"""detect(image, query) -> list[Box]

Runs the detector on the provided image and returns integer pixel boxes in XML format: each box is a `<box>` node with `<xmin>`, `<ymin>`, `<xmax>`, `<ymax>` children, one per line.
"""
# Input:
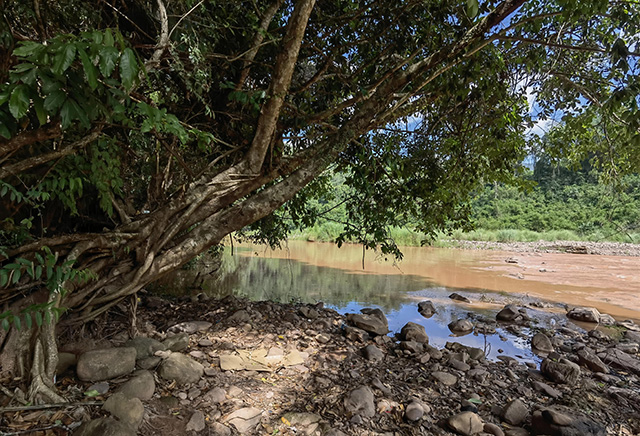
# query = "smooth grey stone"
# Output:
<box><xmin>344</xmin><ymin>386</ymin><xmax>375</xmax><ymax>418</ymax></box>
<box><xmin>77</xmin><ymin>348</ymin><xmax>136</xmax><ymax>382</ymax></box>
<box><xmin>117</xmin><ymin>370</ymin><xmax>155</xmax><ymax>401</ymax></box>
<box><xmin>162</xmin><ymin>332</ymin><xmax>190</xmax><ymax>352</ymax></box>
<box><xmin>158</xmin><ymin>352</ymin><xmax>204</xmax><ymax>385</ymax></box>
<box><xmin>447</xmin><ymin>411</ymin><xmax>483</xmax><ymax>436</ymax></box>
<box><xmin>103</xmin><ymin>392</ymin><xmax>144</xmax><ymax>430</ymax></box>
<box><xmin>73</xmin><ymin>417</ymin><xmax>135</xmax><ymax>436</ymax></box>
<box><xmin>124</xmin><ymin>336</ymin><xmax>166</xmax><ymax>360</ymax></box>
<box><xmin>501</xmin><ymin>399</ymin><xmax>528</xmax><ymax>426</ymax></box>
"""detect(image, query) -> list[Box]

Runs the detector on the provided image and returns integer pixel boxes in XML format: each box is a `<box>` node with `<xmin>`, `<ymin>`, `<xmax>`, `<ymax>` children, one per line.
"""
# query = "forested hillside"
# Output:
<box><xmin>288</xmin><ymin>160</ymin><xmax>640</xmax><ymax>244</ymax></box>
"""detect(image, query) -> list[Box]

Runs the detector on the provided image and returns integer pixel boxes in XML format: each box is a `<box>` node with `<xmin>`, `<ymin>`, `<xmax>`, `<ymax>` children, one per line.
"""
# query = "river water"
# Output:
<box><xmin>161</xmin><ymin>240</ymin><xmax>640</xmax><ymax>362</ymax></box>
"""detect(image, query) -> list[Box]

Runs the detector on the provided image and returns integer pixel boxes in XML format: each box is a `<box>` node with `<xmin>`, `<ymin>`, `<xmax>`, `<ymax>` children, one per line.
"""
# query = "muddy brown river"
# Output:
<box><xmin>162</xmin><ymin>240</ymin><xmax>640</xmax><ymax>361</ymax></box>
<box><xmin>227</xmin><ymin>240</ymin><xmax>640</xmax><ymax>322</ymax></box>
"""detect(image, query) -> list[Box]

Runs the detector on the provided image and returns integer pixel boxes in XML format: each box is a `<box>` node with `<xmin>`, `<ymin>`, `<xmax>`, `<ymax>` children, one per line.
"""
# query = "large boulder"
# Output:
<box><xmin>124</xmin><ymin>337</ymin><xmax>166</xmax><ymax>360</ymax></box>
<box><xmin>417</xmin><ymin>301</ymin><xmax>436</xmax><ymax>318</ymax></box>
<box><xmin>77</xmin><ymin>348</ymin><xmax>136</xmax><ymax>382</ymax></box>
<box><xmin>531</xmin><ymin>332</ymin><xmax>554</xmax><ymax>354</ymax></box>
<box><xmin>531</xmin><ymin>408</ymin><xmax>606</xmax><ymax>436</ymax></box>
<box><xmin>598</xmin><ymin>348</ymin><xmax>640</xmax><ymax>375</ymax></box>
<box><xmin>116</xmin><ymin>370</ymin><xmax>156</xmax><ymax>400</ymax></box>
<box><xmin>103</xmin><ymin>392</ymin><xmax>144</xmax><ymax>430</ymax></box>
<box><xmin>346</xmin><ymin>308</ymin><xmax>388</xmax><ymax>336</ymax></box>
<box><xmin>567</xmin><ymin>307</ymin><xmax>600</xmax><ymax>323</ymax></box>
<box><xmin>448</xmin><ymin>319</ymin><xmax>474</xmax><ymax>334</ymax></box>
<box><xmin>344</xmin><ymin>386</ymin><xmax>375</xmax><ymax>418</ymax></box>
<box><xmin>73</xmin><ymin>417</ymin><xmax>136</xmax><ymax>436</ymax></box>
<box><xmin>496</xmin><ymin>304</ymin><xmax>520</xmax><ymax>322</ymax></box>
<box><xmin>540</xmin><ymin>358</ymin><xmax>581</xmax><ymax>385</ymax></box>
<box><xmin>399</xmin><ymin>322</ymin><xmax>429</xmax><ymax>343</ymax></box>
<box><xmin>447</xmin><ymin>411</ymin><xmax>483</xmax><ymax>436</ymax></box>
<box><xmin>158</xmin><ymin>352</ymin><xmax>204</xmax><ymax>385</ymax></box>
<box><xmin>502</xmin><ymin>399</ymin><xmax>529</xmax><ymax>426</ymax></box>
<box><xmin>577</xmin><ymin>349</ymin><xmax>609</xmax><ymax>374</ymax></box>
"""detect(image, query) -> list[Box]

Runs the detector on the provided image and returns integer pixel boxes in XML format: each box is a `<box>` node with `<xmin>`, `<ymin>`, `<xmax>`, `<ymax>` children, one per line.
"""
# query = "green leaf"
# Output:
<box><xmin>0</xmin><ymin>124</ymin><xmax>10</xmax><ymax>139</ymax></box>
<box><xmin>35</xmin><ymin>265</ymin><xmax>43</xmax><ymax>280</ymax></box>
<box><xmin>78</xmin><ymin>48</ymin><xmax>98</xmax><ymax>90</ymax></box>
<box><xmin>0</xmin><ymin>270</ymin><xmax>7</xmax><ymax>287</ymax></box>
<box><xmin>1</xmin><ymin>318</ymin><xmax>9</xmax><ymax>331</ymax></box>
<box><xmin>119</xmin><ymin>48</ymin><xmax>138</xmax><ymax>90</ymax></box>
<box><xmin>466</xmin><ymin>0</ymin><xmax>479</xmax><ymax>19</ymax></box>
<box><xmin>59</xmin><ymin>99</ymin><xmax>78</xmax><ymax>129</ymax></box>
<box><xmin>24</xmin><ymin>313</ymin><xmax>32</xmax><ymax>330</ymax></box>
<box><xmin>104</xmin><ymin>29</ymin><xmax>114</xmax><ymax>47</ymax></box>
<box><xmin>33</xmin><ymin>97</ymin><xmax>48</xmax><ymax>125</ymax></box>
<box><xmin>467</xmin><ymin>397</ymin><xmax>482</xmax><ymax>405</ymax></box>
<box><xmin>84</xmin><ymin>389</ymin><xmax>100</xmax><ymax>397</ymax></box>
<box><xmin>53</xmin><ymin>43</ymin><xmax>77</xmax><ymax>75</ymax></box>
<box><xmin>99</xmin><ymin>47</ymin><xmax>119</xmax><ymax>77</ymax></box>
<box><xmin>13</xmin><ymin>316</ymin><xmax>21</xmax><ymax>331</ymax></box>
<box><xmin>12</xmin><ymin>269</ymin><xmax>21</xmax><ymax>284</ymax></box>
<box><xmin>44</xmin><ymin>310</ymin><xmax>52</xmax><ymax>325</ymax></box>
<box><xmin>9</xmin><ymin>85</ymin><xmax>30</xmax><ymax>120</ymax></box>
<box><xmin>34</xmin><ymin>311</ymin><xmax>43</xmax><ymax>327</ymax></box>
<box><xmin>44</xmin><ymin>90</ymin><xmax>67</xmax><ymax>114</ymax></box>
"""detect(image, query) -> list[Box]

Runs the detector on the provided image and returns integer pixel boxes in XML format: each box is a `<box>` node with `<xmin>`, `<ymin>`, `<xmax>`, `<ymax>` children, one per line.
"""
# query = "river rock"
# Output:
<box><xmin>363</xmin><ymin>344</ymin><xmax>384</xmax><ymax>361</ymax></box>
<box><xmin>418</xmin><ymin>301</ymin><xmax>436</xmax><ymax>318</ymax></box>
<box><xmin>344</xmin><ymin>386</ymin><xmax>375</xmax><ymax>418</ymax></box>
<box><xmin>625</xmin><ymin>330</ymin><xmax>640</xmax><ymax>343</ymax></box>
<box><xmin>162</xmin><ymin>332</ymin><xmax>190</xmax><ymax>352</ymax></box>
<box><xmin>531</xmin><ymin>332</ymin><xmax>554</xmax><ymax>353</ymax></box>
<box><xmin>405</xmin><ymin>401</ymin><xmax>424</xmax><ymax>421</ymax></box>
<box><xmin>447</xmin><ymin>411</ymin><xmax>483</xmax><ymax>436</ymax></box>
<box><xmin>401</xmin><ymin>340</ymin><xmax>424</xmax><ymax>354</ymax></box>
<box><xmin>449</xmin><ymin>293</ymin><xmax>471</xmax><ymax>303</ymax></box>
<box><xmin>532</xmin><ymin>381</ymin><xmax>562</xmax><ymax>399</ymax></box>
<box><xmin>432</xmin><ymin>371</ymin><xmax>457</xmax><ymax>386</ymax></box>
<box><xmin>531</xmin><ymin>408</ymin><xmax>606</xmax><ymax>436</ymax></box>
<box><xmin>496</xmin><ymin>304</ymin><xmax>520</xmax><ymax>322</ymax></box>
<box><xmin>541</xmin><ymin>358</ymin><xmax>581</xmax><ymax>384</ymax></box>
<box><xmin>344</xmin><ymin>326</ymin><xmax>369</xmax><ymax>342</ymax></box>
<box><xmin>167</xmin><ymin>321</ymin><xmax>212</xmax><ymax>334</ymax></box>
<box><xmin>346</xmin><ymin>308</ymin><xmax>388</xmax><ymax>336</ymax></box>
<box><xmin>577</xmin><ymin>348</ymin><xmax>609</xmax><ymax>373</ymax></box>
<box><xmin>484</xmin><ymin>422</ymin><xmax>505</xmax><ymax>436</ymax></box>
<box><xmin>281</xmin><ymin>412</ymin><xmax>322</xmax><ymax>434</ymax></box>
<box><xmin>598</xmin><ymin>348</ymin><xmax>640</xmax><ymax>375</ymax></box>
<box><xmin>502</xmin><ymin>399</ymin><xmax>529</xmax><ymax>426</ymax></box>
<box><xmin>203</xmin><ymin>387</ymin><xmax>226</xmax><ymax>404</ymax></box>
<box><xmin>124</xmin><ymin>337</ymin><xmax>167</xmax><ymax>360</ymax></box>
<box><xmin>77</xmin><ymin>347</ymin><xmax>137</xmax><ymax>382</ymax></box>
<box><xmin>56</xmin><ymin>352</ymin><xmax>77</xmax><ymax>375</ymax></box>
<box><xmin>400</xmin><ymin>322</ymin><xmax>429</xmax><ymax>343</ymax></box>
<box><xmin>158</xmin><ymin>352</ymin><xmax>204</xmax><ymax>385</ymax></box>
<box><xmin>598</xmin><ymin>314</ymin><xmax>616</xmax><ymax>325</ymax></box>
<box><xmin>567</xmin><ymin>307</ymin><xmax>601</xmax><ymax>323</ymax></box>
<box><xmin>617</xmin><ymin>342</ymin><xmax>639</xmax><ymax>354</ymax></box>
<box><xmin>73</xmin><ymin>417</ymin><xmax>136</xmax><ymax>436</ymax></box>
<box><xmin>186</xmin><ymin>410</ymin><xmax>206</xmax><ymax>432</ymax></box>
<box><xmin>223</xmin><ymin>407</ymin><xmax>262</xmax><ymax>433</ymax></box>
<box><xmin>117</xmin><ymin>370</ymin><xmax>156</xmax><ymax>400</ymax></box>
<box><xmin>617</xmin><ymin>319</ymin><xmax>640</xmax><ymax>331</ymax></box>
<box><xmin>448</xmin><ymin>319</ymin><xmax>474</xmax><ymax>334</ymax></box>
<box><xmin>103</xmin><ymin>392</ymin><xmax>144</xmax><ymax>430</ymax></box>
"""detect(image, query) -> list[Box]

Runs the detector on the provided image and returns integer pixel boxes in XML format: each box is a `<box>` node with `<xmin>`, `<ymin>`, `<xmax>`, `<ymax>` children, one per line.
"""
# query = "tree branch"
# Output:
<box><xmin>244</xmin><ymin>0</ymin><xmax>316</xmax><ymax>173</ymax></box>
<box><xmin>0</xmin><ymin>129</ymin><xmax>101</xmax><ymax>180</ymax></box>
<box><xmin>0</xmin><ymin>123</ymin><xmax>62</xmax><ymax>162</ymax></box>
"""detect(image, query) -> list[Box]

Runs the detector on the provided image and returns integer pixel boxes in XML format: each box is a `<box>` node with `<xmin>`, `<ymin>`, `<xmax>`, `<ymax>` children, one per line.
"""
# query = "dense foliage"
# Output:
<box><xmin>0</xmin><ymin>0</ymin><xmax>639</xmax><ymax>400</ymax></box>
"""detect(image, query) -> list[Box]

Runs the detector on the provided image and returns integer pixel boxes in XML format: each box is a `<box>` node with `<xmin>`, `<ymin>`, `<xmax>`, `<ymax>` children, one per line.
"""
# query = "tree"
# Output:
<box><xmin>0</xmin><ymin>0</ymin><xmax>638</xmax><ymax>401</ymax></box>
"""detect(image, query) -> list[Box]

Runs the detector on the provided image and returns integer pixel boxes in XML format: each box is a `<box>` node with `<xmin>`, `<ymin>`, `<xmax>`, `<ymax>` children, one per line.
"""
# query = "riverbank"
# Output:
<box><xmin>3</xmin><ymin>294</ymin><xmax>639</xmax><ymax>435</ymax></box>
<box><xmin>287</xmin><ymin>226</ymin><xmax>640</xmax><ymax>254</ymax></box>
<box><xmin>443</xmin><ymin>239</ymin><xmax>640</xmax><ymax>257</ymax></box>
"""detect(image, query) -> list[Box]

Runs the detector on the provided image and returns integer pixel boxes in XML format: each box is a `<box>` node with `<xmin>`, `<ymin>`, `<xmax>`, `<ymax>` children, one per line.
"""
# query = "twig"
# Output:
<box><xmin>0</xmin><ymin>400</ymin><xmax>103</xmax><ymax>413</ymax></box>
<box><xmin>0</xmin><ymin>386</ymin><xmax>28</xmax><ymax>406</ymax></box>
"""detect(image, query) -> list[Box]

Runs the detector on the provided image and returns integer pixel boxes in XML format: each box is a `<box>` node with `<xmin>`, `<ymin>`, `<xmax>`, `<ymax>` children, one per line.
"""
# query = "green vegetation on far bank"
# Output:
<box><xmin>286</xmin><ymin>164</ymin><xmax>640</xmax><ymax>247</ymax></box>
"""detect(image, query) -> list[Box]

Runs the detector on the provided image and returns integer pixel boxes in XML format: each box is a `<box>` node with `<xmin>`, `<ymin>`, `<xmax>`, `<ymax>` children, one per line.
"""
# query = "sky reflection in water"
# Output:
<box><xmin>166</xmin><ymin>246</ymin><xmax>569</xmax><ymax>363</ymax></box>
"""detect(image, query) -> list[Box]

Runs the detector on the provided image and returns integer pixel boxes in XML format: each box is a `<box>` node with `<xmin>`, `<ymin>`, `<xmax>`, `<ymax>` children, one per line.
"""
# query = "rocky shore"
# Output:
<box><xmin>448</xmin><ymin>240</ymin><xmax>640</xmax><ymax>257</ymax></box>
<box><xmin>2</xmin><ymin>294</ymin><xmax>640</xmax><ymax>436</ymax></box>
